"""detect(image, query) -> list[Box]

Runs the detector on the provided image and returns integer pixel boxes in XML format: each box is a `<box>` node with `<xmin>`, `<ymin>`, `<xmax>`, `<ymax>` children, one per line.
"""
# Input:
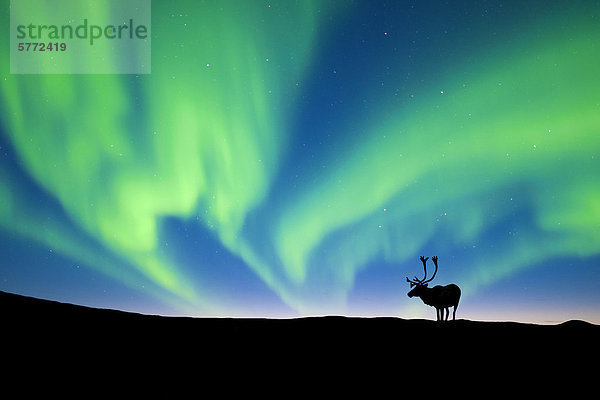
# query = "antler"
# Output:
<box><xmin>419</xmin><ymin>256</ymin><xmax>429</xmax><ymax>282</ymax></box>
<box><xmin>407</xmin><ymin>256</ymin><xmax>429</xmax><ymax>287</ymax></box>
<box><xmin>422</xmin><ymin>256</ymin><xmax>438</xmax><ymax>284</ymax></box>
<box><xmin>406</xmin><ymin>256</ymin><xmax>439</xmax><ymax>287</ymax></box>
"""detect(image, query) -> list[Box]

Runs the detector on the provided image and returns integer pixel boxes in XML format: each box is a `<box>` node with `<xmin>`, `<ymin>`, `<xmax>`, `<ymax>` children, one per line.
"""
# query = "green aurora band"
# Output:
<box><xmin>0</xmin><ymin>1</ymin><xmax>599</xmax><ymax>317</ymax></box>
<box><xmin>272</xmin><ymin>9</ymin><xmax>600</xmax><ymax>313</ymax></box>
<box><xmin>1</xmin><ymin>1</ymin><xmax>327</xmax><ymax>314</ymax></box>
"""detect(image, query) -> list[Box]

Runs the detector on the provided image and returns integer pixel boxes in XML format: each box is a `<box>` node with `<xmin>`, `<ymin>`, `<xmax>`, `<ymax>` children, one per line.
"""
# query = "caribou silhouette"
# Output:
<box><xmin>407</xmin><ymin>256</ymin><xmax>461</xmax><ymax>321</ymax></box>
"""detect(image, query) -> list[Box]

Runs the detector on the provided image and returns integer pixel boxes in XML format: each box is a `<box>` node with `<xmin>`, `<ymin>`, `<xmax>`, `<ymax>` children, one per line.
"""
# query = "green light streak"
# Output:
<box><xmin>0</xmin><ymin>1</ymin><xmax>598</xmax><ymax>316</ymax></box>
<box><xmin>271</xmin><ymin>12</ymin><xmax>600</xmax><ymax>312</ymax></box>
<box><xmin>0</xmin><ymin>1</ymin><xmax>326</xmax><ymax>312</ymax></box>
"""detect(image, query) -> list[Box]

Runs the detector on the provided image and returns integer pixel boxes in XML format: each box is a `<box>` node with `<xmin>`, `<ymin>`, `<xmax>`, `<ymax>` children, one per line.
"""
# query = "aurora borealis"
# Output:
<box><xmin>1</xmin><ymin>0</ymin><xmax>599</xmax><ymax>323</ymax></box>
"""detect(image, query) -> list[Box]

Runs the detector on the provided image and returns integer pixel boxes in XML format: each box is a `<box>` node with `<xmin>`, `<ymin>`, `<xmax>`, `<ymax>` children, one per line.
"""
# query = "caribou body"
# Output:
<box><xmin>407</xmin><ymin>256</ymin><xmax>461</xmax><ymax>321</ymax></box>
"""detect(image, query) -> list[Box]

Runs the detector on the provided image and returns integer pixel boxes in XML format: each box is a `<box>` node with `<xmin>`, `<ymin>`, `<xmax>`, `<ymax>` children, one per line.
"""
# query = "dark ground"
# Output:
<box><xmin>2</xmin><ymin>289</ymin><xmax>598</xmax><ymax>381</ymax></box>
<box><xmin>2</xmin><ymin>290</ymin><xmax>596</xmax><ymax>344</ymax></box>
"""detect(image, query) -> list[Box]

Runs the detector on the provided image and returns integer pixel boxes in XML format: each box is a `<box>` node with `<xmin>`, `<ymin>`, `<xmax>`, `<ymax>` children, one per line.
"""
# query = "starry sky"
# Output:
<box><xmin>1</xmin><ymin>0</ymin><xmax>599</xmax><ymax>323</ymax></box>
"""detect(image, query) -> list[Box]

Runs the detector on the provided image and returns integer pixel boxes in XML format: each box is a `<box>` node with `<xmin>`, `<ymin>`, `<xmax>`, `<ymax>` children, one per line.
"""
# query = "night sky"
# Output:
<box><xmin>1</xmin><ymin>0</ymin><xmax>599</xmax><ymax>323</ymax></box>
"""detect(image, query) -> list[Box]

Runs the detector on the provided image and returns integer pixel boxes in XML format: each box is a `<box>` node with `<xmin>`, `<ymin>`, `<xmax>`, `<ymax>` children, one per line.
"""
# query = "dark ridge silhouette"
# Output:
<box><xmin>0</xmin><ymin>291</ymin><xmax>600</xmax><ymax>341</ymax></box>
<box><xmin>3</xmin><ymin>290</ymin><xmax>596</xmax><ymax>390</ymax></box>
<box><xmin>407</xmin><ymin>256</ymin><xmax>461</xmax><ymax>320</ymax></box>
<box><xmin>1</xmin><ymin>290</ymin><xmax>598</xmax><ymax>365</ymax></box>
